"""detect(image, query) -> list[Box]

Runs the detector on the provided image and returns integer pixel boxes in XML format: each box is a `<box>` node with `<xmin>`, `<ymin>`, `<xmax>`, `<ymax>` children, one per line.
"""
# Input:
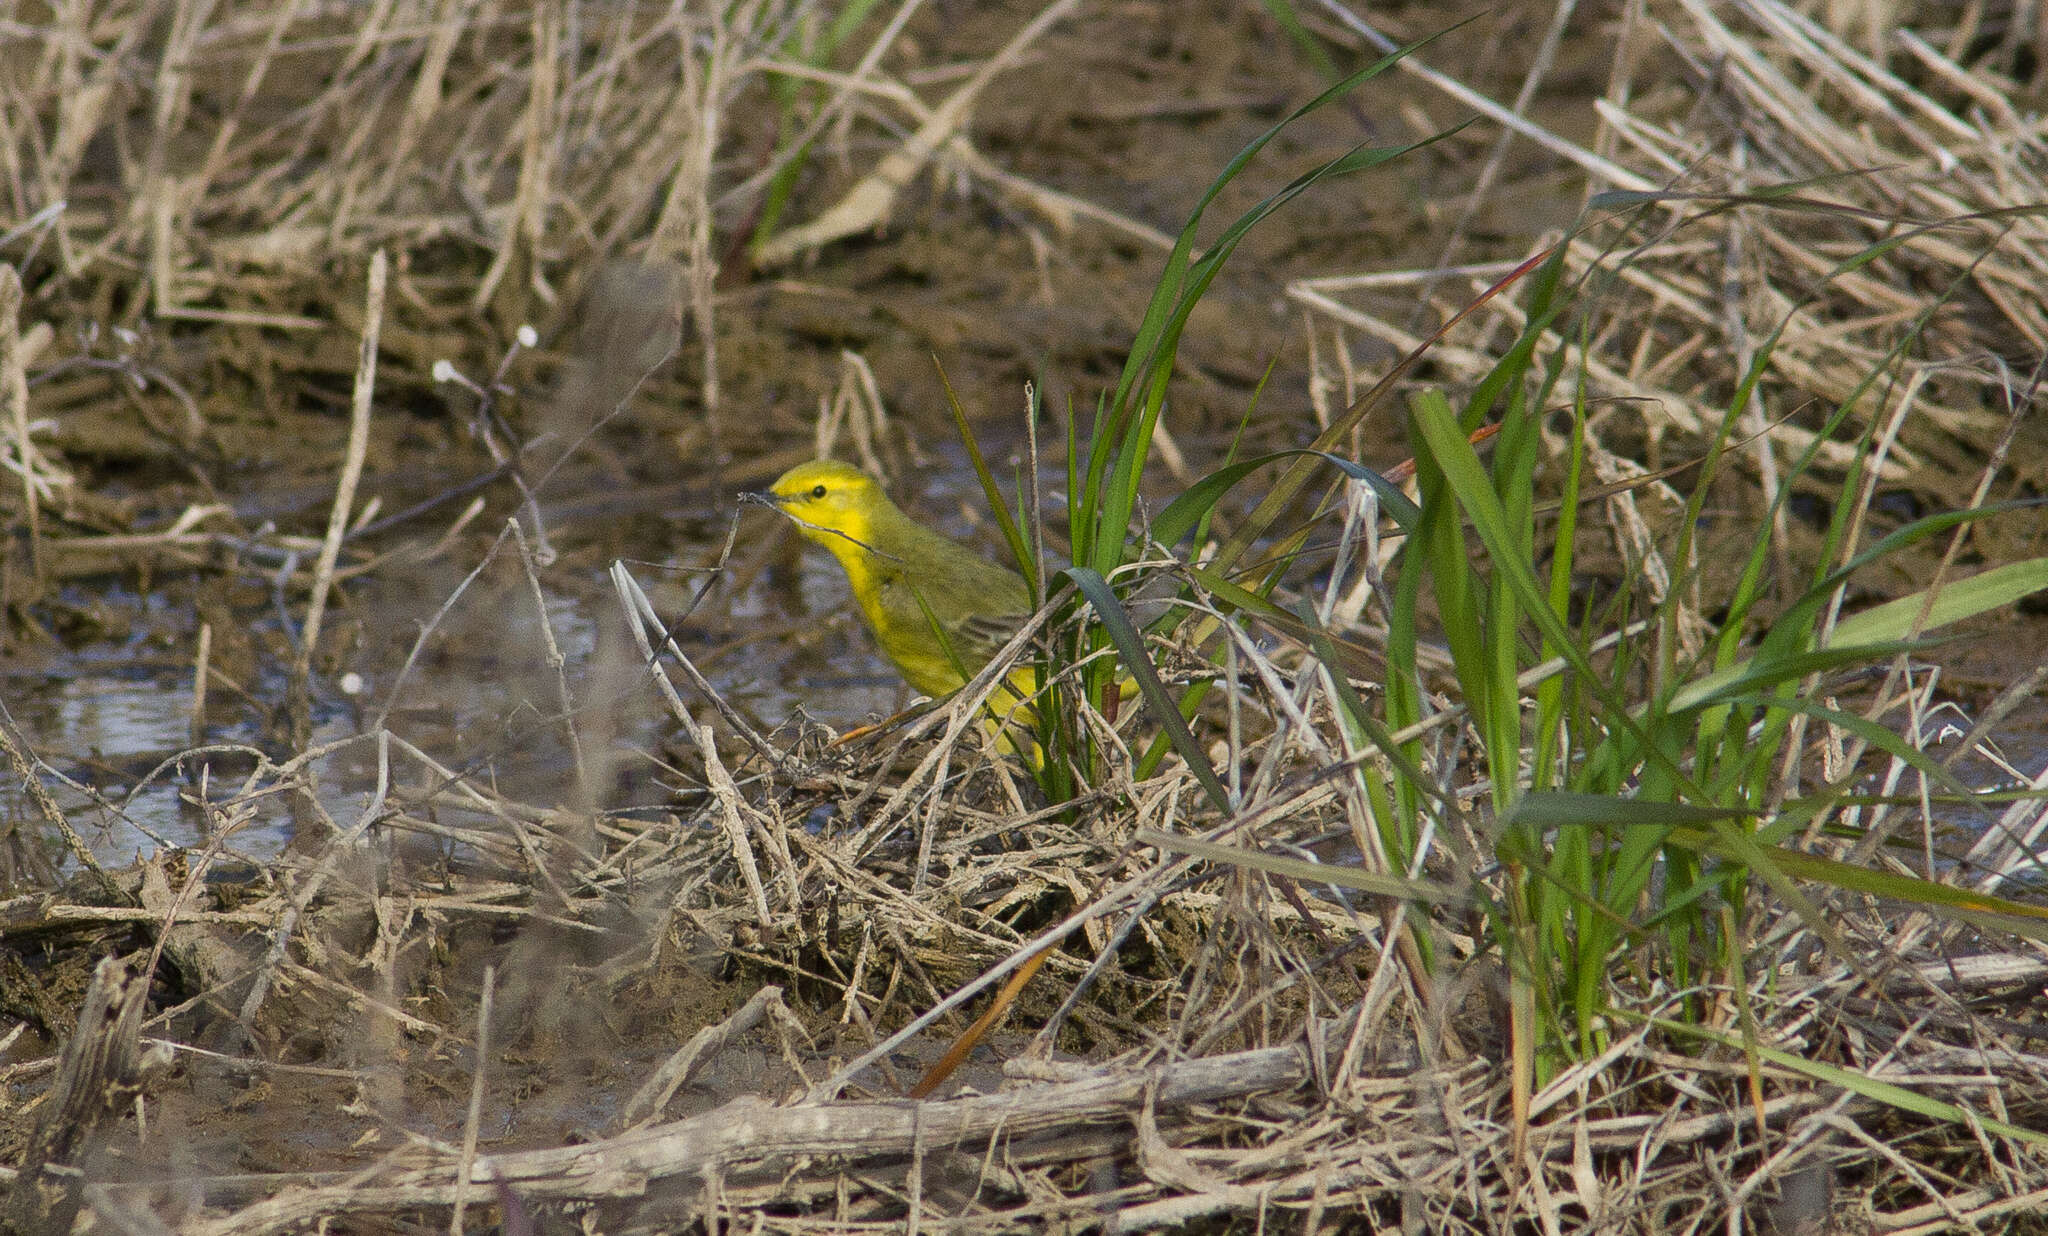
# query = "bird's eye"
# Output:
<box><xmin>811</xmin><ymin>484</ymin><xmax>828</xmax><ymax>499</ymax></box>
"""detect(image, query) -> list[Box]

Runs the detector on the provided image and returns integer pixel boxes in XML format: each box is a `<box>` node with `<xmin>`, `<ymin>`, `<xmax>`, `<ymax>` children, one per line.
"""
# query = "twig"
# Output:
<box><xmin>752</xmin><ymin>0</ymin><xmax>1085</xmax><ymax>264</ymax></box>
<box><xmin>509</xmin><ymin>518</ymin><xmax>591</xmax><ymax>806</ymax></box>
<box><xmin>451</xmin><ymin>964</ymin><xmax>494</xmax><ymax>1236</ymax></box>
<box><xmin>186</xmin><ymin>1030</ymin><xmax>1331</xmax><ymax>1236</ymax></box>
<box><xmin>0</xmin><ymin>264</ymin><xmax>39</xmax><ymax>587</ymax></box>
<box><xmin>0</xmin><ymin>706</ymin><xmax>116</xmax><ymax>896</ymax></box>
<box><xmin>615</xmin><ymin>984</ymin><xmax>798</xmax><ymax>1131</ymax></box>
<box><xmin>190</xmin><ymin>622</ymin><xmax>211</xmax><ymax>749</ymax></box>
<box><xmin>290</xmin><ymin>250</ymin><xmax>385</xmax><ymax>747</ymax></box>
<box><xmin>610</xmin><ymin>561</ymin><xmax>789</xmax><ymax>770</ymax></box>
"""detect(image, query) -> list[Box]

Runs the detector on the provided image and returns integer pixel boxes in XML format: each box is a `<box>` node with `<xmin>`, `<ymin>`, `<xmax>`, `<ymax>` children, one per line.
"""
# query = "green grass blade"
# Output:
<box><xmin>1065</xmin><ymin>566</ymin><xmax>1231</xmax><ymax>813</ymax></box>
<box><xmin>1137</xmin><ymin>829</ymin><xmax>1468</xmax><ymax>906</ymax></box>
<box><xmin>1152</xmin><ymin>450</ymin><xmax>1421</xmax><ymax>549</ymax></box>
<box><xmin>1827</xmin><ymin>556</ymin><xmax>2048</xmax><ymax>648</ymax></box>
<box><xmin>1408</xmin><ymin>388</ymin><xmax>1701</xmax><ymax>799</ymax></box>
<box><xmin>1668</xmin><ymin>558</ymin><xmax>2048</xmax><ymax>713</ymax></box>
<box><xmin>939</xmin><ymin>362</ymin><xmax>1037</xmax><ymax>597</ymax></box>
<box><xmin>1649</xmin><ymin>1014</ymin><xmax>2048</xmax><ymax>1148</ymax></box>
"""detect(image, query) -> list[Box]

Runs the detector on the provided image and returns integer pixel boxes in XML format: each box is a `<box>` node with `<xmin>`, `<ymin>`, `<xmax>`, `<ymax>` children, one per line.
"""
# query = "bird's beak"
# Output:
<box><xmin>739</xmin><ymin>489</ymin><xmax>784</xmax><ymax>510</ymax></box>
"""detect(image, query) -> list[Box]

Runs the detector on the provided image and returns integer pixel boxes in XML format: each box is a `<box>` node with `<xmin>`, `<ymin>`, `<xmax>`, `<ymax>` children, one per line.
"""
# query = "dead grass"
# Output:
<box><xmin>1296</xmin><ymin>0</ymin><xmax>2048</xmax><ymax>489</ymax></box>
<box><xmin>2</xmin><ymin>1</ymin><xmax>2048</xmax><ymax>1234</ymax></box>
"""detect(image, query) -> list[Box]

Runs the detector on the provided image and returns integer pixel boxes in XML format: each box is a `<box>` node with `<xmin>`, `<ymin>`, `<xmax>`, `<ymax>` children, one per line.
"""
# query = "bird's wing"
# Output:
<box><xmin>950</xmin><ymin>610</ymin><xmax>1032</xmax><ymax>667</ymax></box>
<box><xmin>874</xmin><ymin>570</ymin><xmax>1029</xmax><ymax>670</ymax></box>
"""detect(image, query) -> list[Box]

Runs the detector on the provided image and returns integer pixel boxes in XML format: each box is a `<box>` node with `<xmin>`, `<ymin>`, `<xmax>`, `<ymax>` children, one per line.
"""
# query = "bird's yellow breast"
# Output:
<box><xmin>760</xmin><ymin>458</ymin><xmax>1039</xmax><ymax>760</ymax></box>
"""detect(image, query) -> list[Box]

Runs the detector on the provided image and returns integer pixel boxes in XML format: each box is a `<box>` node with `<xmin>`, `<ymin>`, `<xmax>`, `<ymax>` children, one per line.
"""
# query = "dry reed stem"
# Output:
<box><xmin>2</xmin><ymin>957</ymin><xmax>165</xmax><ymax>1236</ymax></box>
<box><xmin>698</xmin><ymin>717</ymin><xmax>775</xmax><ymax>928</ymax></box>
<box><xmin>1302</xmin><ymin>0</ymin><xmax>2046</xmax><ymax>489</ymax></box>
<box><xmin>178</xmin><ymin>1028</ymin><xmax>1375</xmax><ymax>1236</ymax></box>
<box><xmin>0</xmin><ymin>0</ymin><xmax>1189</xmax><ymax>605</ymax></box>
<box><xmin>450</xmin><ymin>963</ymin><xmax>494</xmax><ymax>1236</ymax></box>
<box><xmin>615</xmin><ymin>983</ymin><xmax>800</xmax><ymax>1131</ymax></box>
<box><xmin>2</xmin><ymin>3</ymin><xmax>2044</xmax><ymax>1229</ymax></box>
<box><xmin>611</xmin><ymin>561</ymin><xmax>788</xmax><ymax>768</ymax></box>
<box><xmin>472</xmin><ymin>3</ymin><xmax>559</xmax><ymax>314</ymax></box>
<box><xmin>10</xmin><ymin>615</ymin><xmax>2048</xmax><ymax>1233</ymax></box>
<box><xmin>646</xmin><ymin>1</ymin><xmax>746</xmax><ymax>454</ymax></box>
<box><xmin>290</xmin><ymin>251</ymin><xmax>385</xmax><ymax>746</ymax></box>
<box><xmin>0</xmin><ymin>711</ymin><xmax>112</xmax><ymax>892</ymax></box>
<box><xmin>0</xmin><ymin>265</ymin><xmax>39</xmax><ymax>588</ymax></box>
<box><xmin>753</xmin><ymin>0</ymin><xmax>1085</xmax><ymax>265</ymax></box>
<box><xmin>509</xmin><ymin>516</ymin><xmax>592</xmax><ymax>805</ymax></box>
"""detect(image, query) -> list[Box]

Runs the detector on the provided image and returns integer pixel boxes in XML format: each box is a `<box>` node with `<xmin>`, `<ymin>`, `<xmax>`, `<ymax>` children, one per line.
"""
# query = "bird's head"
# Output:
<box><xmin>755</xmin><ymin>459</ymin><xmax>891</xmax><ymax>549</ymax></box>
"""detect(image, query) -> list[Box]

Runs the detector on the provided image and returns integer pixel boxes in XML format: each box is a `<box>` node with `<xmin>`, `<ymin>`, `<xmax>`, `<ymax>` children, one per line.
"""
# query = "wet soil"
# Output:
<box><xmin>4</xmin><ymin>0</ymin><xmax>2047</xmax><ymax>1220</ymax></box>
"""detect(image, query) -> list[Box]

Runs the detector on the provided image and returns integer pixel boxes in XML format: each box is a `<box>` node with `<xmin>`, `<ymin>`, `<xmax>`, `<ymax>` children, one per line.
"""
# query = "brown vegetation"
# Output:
<box><xmin>4</xmin><ymin>1</ymin><xmax>2048</xmax><ymax>1233</ymax></box>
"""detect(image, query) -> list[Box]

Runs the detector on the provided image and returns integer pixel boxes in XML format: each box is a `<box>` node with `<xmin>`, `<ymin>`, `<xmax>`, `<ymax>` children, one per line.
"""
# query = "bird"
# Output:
<box><xmin>750</xmin><ymin>459</ymin><xmax>1038</xmax><ymax>755</ymax></box>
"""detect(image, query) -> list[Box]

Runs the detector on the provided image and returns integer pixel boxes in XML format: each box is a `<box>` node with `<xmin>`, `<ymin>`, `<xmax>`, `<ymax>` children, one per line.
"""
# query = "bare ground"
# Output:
<box><xmin>5</xmin><ymin>1</ymin><xmax>2048</xmax><ymax>1233</ymax></box>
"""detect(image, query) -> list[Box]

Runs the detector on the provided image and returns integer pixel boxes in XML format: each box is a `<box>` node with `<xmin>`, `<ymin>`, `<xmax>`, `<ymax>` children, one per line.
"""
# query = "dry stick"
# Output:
<box><xmin>232</xmin><ymin>730</ymin><xmax>391</xmax><ymax>1036</ymax></box>
<box><xmin>0</xmin><ymin>202</ymin><xmax>62</xmax><ymax>261</ymax></box>
<box><xmin>919</xmin><ymin>791</ymin><xmax>1191</xmax><ymax>1095</ymax></box>
<box><xmin>750</xmin><ymin>782</ymin><xmax>803</xmax><ymax>908</ymax></box>
<box><xmin>474</xmin><ymin>2</ymin><xmax>558</xmax><ymax>311</ymax></box>
<box><xmin>1943</xmin><ymin>664</ymin><xmax>2048</xmax><ymax>777</ymax></box>
<box><xmin>41</xmin><ymin>2</ymin><xmax>136</xmax><ymax>221</ymax></box>
<box><xmin>374</xmin><ymin>735</ymin><xmax>585</xmax><ymax>913</ymax></box>
<box><xmin>1409</xmin><ymin>0</ymin><xmax>1580</xmax><ymax>330</ymax></box>
<box><xmin>190</xmin><ymin>622</ymin><xmax>211</xmax><ymax>748</ymax></box>
<box><xmin>1784</xmin><ymin>366</ymin><xmax>1925</xmax><ymax>823</ymax></box>
<box><xmin>372</xmin><ymin>520</ymin><xmax>516</xmax><ymax>735</ymax></box>
<box><xmin>1315</xmin><ymin>0</ymin><xmax>1652</xmax><ymax>194</ymax></box>
<box><xmin>837</xmin><ymin>349</ymin><xmax>891</xmax><ymax>475</ymax></box>
<box><xmin>783</xmin><ymin>827</ymin><xmax>1049</xmax><ymax>965</ymax></box>
<box><xmin>847</xmin><ymin>606</ymin><xmax>1057</xmax><ymax>859</ymax></box>
<box><xmin>376</xmin><ymin>0</ymin><xmax>469</xmax><ymax>204</ymax></box>
<box><xmin>752</xmin><ymin>0</ymin><xmax>1085</xmax><ymax>265</ymax></box>
<box><xmin>1842</xmin><ymin>371</ymin><xmax>2031</xmax><ymax>870</ymax></box>
<box><xmin>615</xmin><ymin>984</ymin><xmax>796</xmax><ymax>1132</ymax></box>
<box><xmin>1955</xmin><ymin>666</ymin><xmax>2048</xmax><ymax>887</ymax></box>
<box><xmin>1758</xmin><ymin>7</ymin><xmax>1978</xmax><ymax>146</ymax></box>
<box><xmin>507</xmin><ymin>519</ymin><xmax>592</xmax><ymax>806</ymax></box>
<box><xmin>450</xmin><ymin>963</ymin><xmax>494</xmax><ymax>1236</ymax></box>
<box><xmin>4</xmin><ymin>957</ymin><xmax>166</xmax><ymax>1236</ymax></box>
<box><xmin>291</xmin><ymin>250</ymin><xmax>385</xmax><ymax>748</ymax></box>
<box><xmin>907</xmin><ymin>944</ymin><xmax>1054</xmax><ymax>1101</ymax></box>
<box><xmin>748</xmin><ymin>59</ymin><xmax>1177</xmax><ymax>255</ymax></box>
<box><xmin>191</xmin><ymin>0</ymin><xmax>300</xmax><ymax>198</ymax></box>
<box><xmin>1295</xmin><ymin>265</ymin><xmax>1879</xmax><ymax>470</ymax></box>
<box><xmin>609</xmin><ymin>562</ymin><xmax>789</xmax><ymax>769</ymax></box>
<box><xmin>710</xmin><ymin>0</ymin><xmax>926</xmax><ymax>215</ymax></box>
<box><xmin>0</xmin><ymin>710</ymin><xmax>114</xmax><ymax>893</ymax></box>
<box><xmin>157</xmin><ymin>733</ymin><xmax>365</xmax><ymax>820</ymax></box>
<box><xmin>360</xmin><ymin>886</ymin><xmax>413</xmax><ymax>1114</ymax></box>
<box><xmin>810</xmin><ymin>844</ymin><xmax>1200</xmax><ymax>1103</ymax></box>
<box><xmin>136</xmin><ymin>0</ymin><xmax>204</xmax><ymax>253</ymax></box>
<box><xmin>1024</xmin><ymin>381</ymin><xmax>1045</xmax><ymax>600</ymax></box>
<box><xmin>608</xmin><ymin>564</ymin><xmax>778</xmax><ymax>924</ymax></box>
<box><xmin>646</xmin><ymin>0</ymin><xmax>730</xmax><ymax>456</ymax></box>
<box><xmin>186</xmin><ymin>1034</ymin><xmax>1331</xmax><ymax>1236</ymax></box>
<box><xmin>0</xmin><ymin>264</ymin><xmax>39</xmax><ymax>586</ymax></box>
<box><xmin>138</xmin><ymin>796</ymin><xmax>259</xmax><ymax>997</ymax></box>
<box><xmin>1724</xmin><ymin>204</ymin><xmax>1798</xmax><ymax>686</ymax></box>
<box><xmin>457</xmin><ymin>351</ymin><xmax>560</xmax><ymax>570</ymax></box>
<box><xmin>698</xmin><ymin>720</ymin><xmax>774</xmax><ymax>929</ymax></box>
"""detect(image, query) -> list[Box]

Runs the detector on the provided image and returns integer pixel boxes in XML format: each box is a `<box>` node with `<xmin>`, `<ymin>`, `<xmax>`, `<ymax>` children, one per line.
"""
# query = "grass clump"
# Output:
<box><xmin>922</xmin><ymin>23</ymin><xmax>2048</xmax><ymax>1223</ymax></box>
<box><xmin>8</xmin><ymin>4</ymin><xmax>2048</xmax><ymax>1233</ymax></box>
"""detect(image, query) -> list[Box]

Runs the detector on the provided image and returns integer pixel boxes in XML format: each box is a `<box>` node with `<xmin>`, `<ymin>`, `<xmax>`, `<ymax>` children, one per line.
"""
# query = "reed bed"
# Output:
<box><xmin>4</xmin><ymin>2</ymin><xmax>2048</xmax><ymax>1234</ymax></box>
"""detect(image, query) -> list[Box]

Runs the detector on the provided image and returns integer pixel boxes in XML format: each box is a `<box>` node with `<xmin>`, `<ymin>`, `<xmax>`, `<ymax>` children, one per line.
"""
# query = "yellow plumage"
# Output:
<box><xmin>759</xmin><ymin>460</ymin><xmax>1038</xmax><ymax>755</ymax></box>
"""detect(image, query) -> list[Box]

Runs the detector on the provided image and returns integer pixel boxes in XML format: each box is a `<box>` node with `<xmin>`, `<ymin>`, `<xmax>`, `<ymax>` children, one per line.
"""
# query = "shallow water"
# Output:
<box><xmin>5</xmin><ymin>447</ymin><xmax>1052</xmax><ymax>867</ymax></box>
<box><xmin>12</xmin><ymin>416</ymin><xmax>2048</xmax><ymax>876</ymax></box>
